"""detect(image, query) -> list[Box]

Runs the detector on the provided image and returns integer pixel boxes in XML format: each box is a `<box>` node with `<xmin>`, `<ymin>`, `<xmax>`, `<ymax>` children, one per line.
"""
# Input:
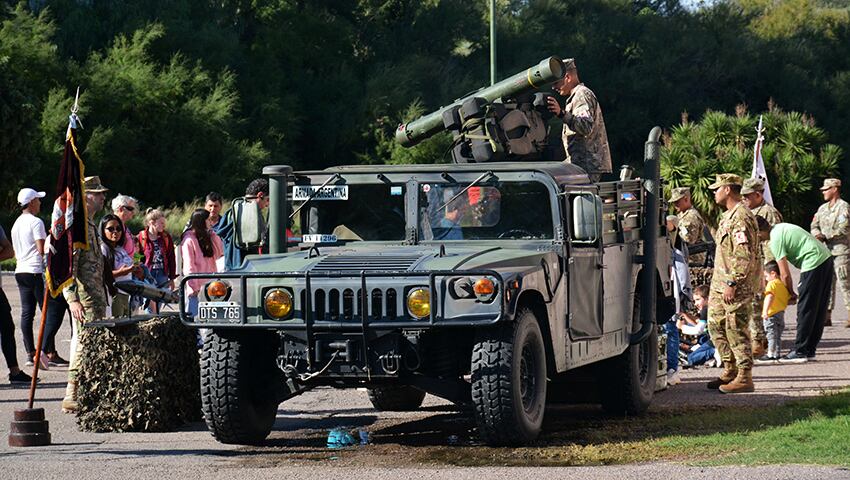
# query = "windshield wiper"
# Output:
<box><xmin>289</xmin><ymin>173</ymin><xmax>342</xmax><ymax>220</ymax></box>
<box><xmin>435</xmin><ymin>170</ymin><xmax>494</xmax><ymax>212</ymax></box>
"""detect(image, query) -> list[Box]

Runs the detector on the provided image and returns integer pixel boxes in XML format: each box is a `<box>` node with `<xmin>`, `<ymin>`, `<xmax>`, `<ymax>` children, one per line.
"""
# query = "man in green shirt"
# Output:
<box><xmin>757</xmin><ymin>218</ymin><xmax>833</xmax><ymax>363</ymax></box>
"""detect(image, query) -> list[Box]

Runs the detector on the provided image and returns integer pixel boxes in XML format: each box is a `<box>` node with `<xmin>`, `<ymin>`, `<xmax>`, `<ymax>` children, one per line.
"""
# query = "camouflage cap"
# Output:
<box><xmin>668</xmin><ymin>187</ymin><xmax>690</xmax><ymax>203</ymax></box>
<box><xmin>561</xmin><ymin>57</ymin><xmax>576</xmax><ymax>72</ymax></box>
<box><xmin>741</xmin><ymin>177</ymin><xmax>765</xmax><ymax>195</ymax></box>
<box><xmin>84</xmin><ymin>175</ymin><xmax>110</xmax><ymax>193</ymax></box>
<box><xmin>707</xmin><ymin>173</ymin><xmax>743</xmax><ymax>190</ymax></box>
<box><xmin>820</xmin><ymin>178</ymin><xmax>841</xmax><ymax>190</ymax></box>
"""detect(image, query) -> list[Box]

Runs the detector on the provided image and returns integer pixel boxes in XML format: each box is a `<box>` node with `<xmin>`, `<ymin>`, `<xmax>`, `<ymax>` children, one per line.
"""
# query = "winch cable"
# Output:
<box><xmin>284</xmin><ymin>351</ymin><xmax>340</xmax><ymax>382</ymax></box>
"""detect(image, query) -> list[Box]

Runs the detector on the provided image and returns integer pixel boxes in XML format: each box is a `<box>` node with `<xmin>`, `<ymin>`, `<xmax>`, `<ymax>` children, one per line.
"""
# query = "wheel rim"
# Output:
<box><xmin>519</xmin><ymin>342</ymin><xmax>538</xmax><ymax>411</ymax></box>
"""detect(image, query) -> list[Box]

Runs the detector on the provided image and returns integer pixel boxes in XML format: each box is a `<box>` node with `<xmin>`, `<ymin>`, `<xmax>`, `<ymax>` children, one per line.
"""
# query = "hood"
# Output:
<box><xmin>239</xmin><ymin>244</ymin><xmax>550</xmax><ymax>275</ymax></box>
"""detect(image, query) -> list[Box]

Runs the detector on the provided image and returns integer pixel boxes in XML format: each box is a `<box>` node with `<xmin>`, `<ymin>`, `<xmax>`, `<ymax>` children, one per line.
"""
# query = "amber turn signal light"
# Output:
<box><xmin>206</xmin><ymin>281</ymin><xmax>230</xmax><ymax>300</ymax></box>
<box><xmin>473</xmin><ymin>278</ymin><xmax>497</xmax><ymax>302</ymax></box>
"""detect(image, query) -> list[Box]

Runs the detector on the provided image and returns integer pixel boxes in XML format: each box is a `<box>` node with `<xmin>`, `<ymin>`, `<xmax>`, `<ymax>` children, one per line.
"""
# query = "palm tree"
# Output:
<box><xmin>661</xmin><ymin>104</ymin><xmax>841</xmax><ymax>227</ymax></box>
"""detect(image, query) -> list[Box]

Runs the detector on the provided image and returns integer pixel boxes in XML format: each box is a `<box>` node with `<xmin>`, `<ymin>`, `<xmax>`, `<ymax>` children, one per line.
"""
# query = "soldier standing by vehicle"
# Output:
<box><xmin>810</xmin><ymin>178</ymin><xmax>850</xmax><ymax>328</ymax></box>
<box><xmin>546</xmin><ymin>58</ymin><xmax>612</xmax><ymax>182</ymax></box>
<box><xmin>669</xmin><ymin>187</ymin><xmax>705</xmax><ymax>246</ymax></box>
<box><xmin>706</xmin><ymin>174</ymin><xmax>759</xmax><ymax>394</ymax></box>
<box><xmin>61</xmin><ymin>176</ymin><xmax>110</xmax><ymax>413</ymax></box>
<box><xmin>742</xmin><ymin>177</ymin><xmax>783</xmax><ymax>357</ymax></box>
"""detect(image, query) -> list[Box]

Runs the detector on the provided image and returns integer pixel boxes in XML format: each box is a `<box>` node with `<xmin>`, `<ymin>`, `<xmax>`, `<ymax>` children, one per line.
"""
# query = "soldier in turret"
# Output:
<box><xmin>546</xmin><ymin>58</ymin><xmax>612</xmax><ymax>182</ymax></box>
<box><xmin>742</xmin><ymin>177</ymin><xmax>783</xmax><ymax>358</ymax></box>
<box><xmin>706</xmin><ymin>174</ymin><xmax>759</xmax><ymax>394</ymax></box>
<box><xmin>811</xmin><ymin>178</ymin><xmax>850</xmax><ymax>328</ymax></box>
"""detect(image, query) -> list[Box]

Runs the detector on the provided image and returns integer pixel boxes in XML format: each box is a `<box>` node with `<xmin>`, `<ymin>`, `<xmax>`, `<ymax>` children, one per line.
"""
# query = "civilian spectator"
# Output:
<box><xmin>111</xmin><ymin>194</ymin><xmax>139</xmax><ymax>256</ymax></box>
<box><xmin>678</xmin><ymin>285</ymin><xmax>716</xmax><ymax>367</ymax></box>
<box><xmin>0</xmin><ymin>224</ymin><xmax>32</xmax><ymax>384</ymax></box>
<box><xmin>756</xmin><ymin>217</ymin><xmax>832</xmax><ymax>363</ymax></box>
<box><xmin>205</xmin><ymin>192</ymin><xmax>225</xmax><ymax>232</ymax></box>
<box><xmin>11</xmin><ymin>188</ymin><xmax>50</xmax><ymax>370</ymax></box>
<box><xmin>181</xmin><ymin>208</ymin><xmax>223</xmax><ymax>315</ymax></box>
<box><xmin>220</xmin><ymin>178</ymin><xmax>269</xmax><ymax>270</ymax></box>
<box><xmin>755</xmin><ymin>260</ymin><xmax>791</xmax><ymax>364</ymax></box>
<box><xmin>138</xmin><ymin>208</ymin><xmax>176</xmax><ymax>313</ymax></box>
<box><xmin>100</xmin><ymin>214</ymin><xmax>141</xmax><ymax>317</ymax></box>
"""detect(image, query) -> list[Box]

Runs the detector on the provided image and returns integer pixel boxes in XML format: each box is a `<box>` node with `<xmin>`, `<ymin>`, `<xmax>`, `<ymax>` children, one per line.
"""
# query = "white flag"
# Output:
<box><xmin>752</xmin><ymin>115</ymin><xmax>774</xmax><ymax>205</ymax></box>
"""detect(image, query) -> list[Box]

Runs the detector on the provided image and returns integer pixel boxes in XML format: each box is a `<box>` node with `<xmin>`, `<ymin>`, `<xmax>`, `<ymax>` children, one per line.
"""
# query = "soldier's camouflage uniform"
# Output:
<box><xmin>63</xmin><ymin>217</ymin><xmax>107</xmax><ymax>381</ymax></box>
<box><xmin>561</xmin><ymin>83</ymin><xmax>612</xmax><ymax>181</ymax></box>
<box><xmin>811</xmin><ymin>198</ymin><xmax>850</xmax><ymax>313</ymax></box>
<box><xmin>677</xmin><ymin>207</ymin><xmax>705</xmax><ymax>245</ymax></box>
<box><xmin>708</xmin><ymin>202</ymin><xmax>759</xmax><ymax>371</ymax></box>
<box><xmin>749</xmin><ymin>201</ymin><xmax>783</xmax><ymax>345</ymax></box>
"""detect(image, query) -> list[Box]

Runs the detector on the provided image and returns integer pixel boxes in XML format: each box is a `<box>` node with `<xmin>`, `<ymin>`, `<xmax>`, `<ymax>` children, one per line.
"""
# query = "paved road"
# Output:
<box><xmin>1</xmin><ymin>272</ymin><xmax>849</xmax><ymax>479</ymax></box>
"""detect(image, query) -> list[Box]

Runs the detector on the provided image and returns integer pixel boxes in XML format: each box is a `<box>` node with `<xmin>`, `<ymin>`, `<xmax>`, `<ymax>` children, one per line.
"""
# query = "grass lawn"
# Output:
<box><xmin>417</xmin><ymin>389</ymin><xmax>850</xmax><ymax>467</ymax></box>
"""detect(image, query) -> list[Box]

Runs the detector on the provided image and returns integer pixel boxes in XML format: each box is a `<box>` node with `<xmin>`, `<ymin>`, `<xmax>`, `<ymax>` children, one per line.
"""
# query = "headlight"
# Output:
<box><xmin>206</xmin><ymin>280</ymin><xmax>230</xmax><ymax>301</ymax></box>
<box><xmin>406</xmin><ymin>287</ymin><xmax>431</xmax><ymax>319</ymax></box>
<box><xmin>264</xmin><ymin>289</ymin><xmax>293</xmax><ymax>319</ymax></box>
<box><xmin>473</xmin><ymin>278</ymin><xmax>497</xmax><ymax>302</ymax></box>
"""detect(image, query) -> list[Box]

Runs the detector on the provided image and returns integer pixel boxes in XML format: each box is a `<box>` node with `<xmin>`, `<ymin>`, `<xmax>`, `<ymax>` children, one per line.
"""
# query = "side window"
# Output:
<box><xmin>570</xmin><ymin>193</ymin><xmax>602</xmax><ymax>244</ymax></box>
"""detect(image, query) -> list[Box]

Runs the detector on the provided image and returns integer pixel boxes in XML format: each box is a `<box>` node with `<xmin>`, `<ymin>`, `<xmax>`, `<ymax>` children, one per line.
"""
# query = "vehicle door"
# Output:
<box><xmin>564</xmin><ymin>187</ymin><xmax>604</xmax><ymax>339</ymax></box>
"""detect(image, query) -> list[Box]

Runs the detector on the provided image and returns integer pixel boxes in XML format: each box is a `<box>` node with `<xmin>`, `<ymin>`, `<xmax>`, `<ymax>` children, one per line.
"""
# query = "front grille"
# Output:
<box><xmin>311</xmin><ymin>255</ymin><xmax>421</xmax><ymax>273</ymax></box>
<box><xmin>299</xmin><ymin>287</ymin><xmax>407</xmax><ymax>321</ymax></box>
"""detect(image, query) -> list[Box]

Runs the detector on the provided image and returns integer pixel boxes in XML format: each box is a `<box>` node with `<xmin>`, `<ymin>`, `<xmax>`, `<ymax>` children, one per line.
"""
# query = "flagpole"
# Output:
<box><xmin>27</xmin><ymin>290</ymin><xmax>51</xmax><ymax>408</ymax></box>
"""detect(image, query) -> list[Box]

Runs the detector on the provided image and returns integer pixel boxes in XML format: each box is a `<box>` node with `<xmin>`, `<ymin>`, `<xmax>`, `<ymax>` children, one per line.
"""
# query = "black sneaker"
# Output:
<box><xmin>779</xmin><ymin>351</ymin><xmax>808</xmax><ymax>364</ymax></box>
<box><xmin>754</xmin><ymin>355</ymin><xmax>777</xmax><ymax>365</ymax></box>
<box><xmin>806</xmin><ymin>354</ymin><xmax>817</xmax><ymax>362</ymax></box>
<box><xmin>9</xmin><ymin>371</ymin><xmax>33</xmax><ymax>384</ymax></box>
<box><xmin>47</xmin><ymin>354</ymin><xmax>70</xmax><ymax>367</ymax></box>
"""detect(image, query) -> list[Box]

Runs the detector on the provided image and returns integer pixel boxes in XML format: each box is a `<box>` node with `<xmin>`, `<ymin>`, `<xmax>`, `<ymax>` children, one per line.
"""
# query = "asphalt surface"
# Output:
<box><xmin>1</xmin><ymin>271</ymin><xmax>849</xmax><ymax>479</ymax></box>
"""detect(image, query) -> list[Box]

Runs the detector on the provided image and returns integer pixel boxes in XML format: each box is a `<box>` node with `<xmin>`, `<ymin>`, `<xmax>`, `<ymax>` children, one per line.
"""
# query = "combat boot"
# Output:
<box><xmin>707</xmin><ymin>366</ymin><xmax>738</xmax><ymax>390</ymax></box>
<box><xmin>61</xmin><ymin>380</ymin><xmax>78</xmax><ymax>414</ymax></box>
<box><xmin>752</xmin><ymin>340</ymin><xmax>765</xmax><ymax>359</ymax></box>
<box><xmin>719</xmin><ymin>369</ymin><xmax>754</xmax><ymax>394</ymax></box>
<box><xmin>824</xmin><ymin>310</ymin><xmax>832</xmax><ymax>326</ymax></box>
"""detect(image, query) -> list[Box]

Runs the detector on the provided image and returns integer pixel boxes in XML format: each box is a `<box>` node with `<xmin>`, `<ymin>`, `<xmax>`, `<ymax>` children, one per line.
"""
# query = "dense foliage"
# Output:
<box><xmin>661</xmin><ymin>105</ymin><xmax>841</xmax><ymax>226</ymax></box>
<box><xmin>1</xmin><ymin>0</ymin><xmax>848</xmax><ymax>217</ymax></box>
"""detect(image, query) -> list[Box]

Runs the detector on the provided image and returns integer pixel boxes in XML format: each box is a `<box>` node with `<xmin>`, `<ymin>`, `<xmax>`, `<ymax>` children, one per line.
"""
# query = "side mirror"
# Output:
<box><xmin>232</xmin><ymin>197</ymin><xmax>266</xmax><ymax>250</ymax></box>
<box><xmin>572</xmin><ymin>194</ymin><xmax>602</xmax><ymax>243</ymax></box>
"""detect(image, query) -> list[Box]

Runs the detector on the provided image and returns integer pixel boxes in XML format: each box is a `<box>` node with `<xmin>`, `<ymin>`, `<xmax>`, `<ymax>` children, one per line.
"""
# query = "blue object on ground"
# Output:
<box><xmin>327</xmin><ymin>428</ymin><xmax>357</xmax><ymax>449</ymax></box>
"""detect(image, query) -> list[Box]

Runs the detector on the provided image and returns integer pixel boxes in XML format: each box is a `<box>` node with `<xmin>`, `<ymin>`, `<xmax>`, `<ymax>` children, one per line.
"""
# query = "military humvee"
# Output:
<box><xmin>179</xmin><ymin>127</ymin><xmax>673</xmax><ymax>446</ymax></box>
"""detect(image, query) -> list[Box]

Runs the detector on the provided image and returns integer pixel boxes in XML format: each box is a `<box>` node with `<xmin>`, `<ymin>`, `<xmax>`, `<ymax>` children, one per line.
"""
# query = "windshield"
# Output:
<box><xmin>419</xmin><ymin>181</ymin><xmax>554</xmax><ymax>241</ymax></box>
<box><xmin>297</xmin><ymin>183</ymin><xmax>407</xmax><ymax>241</ymax></box>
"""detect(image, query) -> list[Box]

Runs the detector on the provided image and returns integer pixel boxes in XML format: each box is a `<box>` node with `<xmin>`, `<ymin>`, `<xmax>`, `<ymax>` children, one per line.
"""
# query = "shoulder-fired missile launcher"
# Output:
<box><xmin>395</xmin><ymin>56</ymin><xmax>568</xmax><ymax>163</ymax></box>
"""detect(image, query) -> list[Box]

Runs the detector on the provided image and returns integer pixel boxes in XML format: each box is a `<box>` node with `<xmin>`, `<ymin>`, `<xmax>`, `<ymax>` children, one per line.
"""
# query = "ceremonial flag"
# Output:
<box><xmin>751</xmin><ymin>115</ymin><xmax>774</xmax><ymax>206</ymax></box>
<box><xmin>44</xmin><ymin>112</ymin><xmax>88</xmax><ymax>297</ymax></box>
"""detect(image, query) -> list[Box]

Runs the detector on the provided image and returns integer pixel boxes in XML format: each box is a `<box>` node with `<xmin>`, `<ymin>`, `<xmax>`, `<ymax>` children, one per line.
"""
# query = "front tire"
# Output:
<box><xmin>471</xmin><ymin>309</ymin><xmax>547</xmax><ymax>446</ymax></box>
<box><xmin>200</xmin><ymin>329</ymin><xmax>280</xmax><ymax>444</ymax></box>
<box><xmin>367</xmin><ymin>386</ymin><xmax>426</xmax><ymax>411</ymax></box>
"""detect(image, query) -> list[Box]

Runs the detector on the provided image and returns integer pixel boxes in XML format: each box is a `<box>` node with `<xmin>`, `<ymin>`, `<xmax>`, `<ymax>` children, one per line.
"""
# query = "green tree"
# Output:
<box><xmin>0</xmin><ymin>4</ymin><xmax>61</xmax><ymax>206</ymax></box>
<box><xmin>38</xmin><ymin>23</ymin><xmax>267</xmax><ymax>206</ymax></box>
<box><xmin>661</xmin><ymin>104</ymin><xmax>841</xmax><ymax>226</ymax></box>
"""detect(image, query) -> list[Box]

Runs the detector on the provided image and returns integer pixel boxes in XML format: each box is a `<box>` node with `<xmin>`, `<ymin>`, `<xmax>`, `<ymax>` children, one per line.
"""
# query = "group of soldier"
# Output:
<box><xmin>668</xmin><ymin>175</ymin><xmax>849</xmax><ymax>393</ymax></box>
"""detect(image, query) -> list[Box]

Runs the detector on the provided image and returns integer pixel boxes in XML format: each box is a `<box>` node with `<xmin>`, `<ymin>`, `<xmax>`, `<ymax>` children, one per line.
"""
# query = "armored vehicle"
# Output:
<box><xmin>180</xmin><ymin>57</ymin><xmax>673</xmax><ymax>446</ymax></box>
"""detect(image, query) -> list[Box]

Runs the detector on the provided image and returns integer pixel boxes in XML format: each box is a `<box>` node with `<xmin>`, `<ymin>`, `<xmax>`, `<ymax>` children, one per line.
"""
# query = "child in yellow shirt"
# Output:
<box><xmin>757</xmin><ymin>260</ymin><xmax>792</xmax><ymax>364</ymax></box>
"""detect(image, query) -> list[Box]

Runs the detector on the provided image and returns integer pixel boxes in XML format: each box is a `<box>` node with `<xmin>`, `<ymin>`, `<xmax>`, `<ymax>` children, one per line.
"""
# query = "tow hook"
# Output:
<box><xmin>379</xmin><ymin>352</ymin><xmax>402</xmax><ymax>375</ymax></box>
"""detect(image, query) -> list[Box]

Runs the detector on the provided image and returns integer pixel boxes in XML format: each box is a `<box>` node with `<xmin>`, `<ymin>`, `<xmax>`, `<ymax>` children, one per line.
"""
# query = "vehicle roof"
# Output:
<box><xmin>295</xmin><ymin>161</ymin><xmax>591</xmax><ymax>186</ymax></box>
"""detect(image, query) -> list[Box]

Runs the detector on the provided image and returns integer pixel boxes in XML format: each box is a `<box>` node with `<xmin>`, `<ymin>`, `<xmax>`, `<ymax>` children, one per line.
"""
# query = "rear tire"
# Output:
<box><xmin>367</xmin><ymin>386</ymin><xmax>426</xmax><ymax>411</ymax></box>
<box><xmin>600</xmin><ymin>295</ymin><xmax>656</xmax><ymax>415</ymax></box>
<box><xmin>200</xmin><ymin>329</ymin><xmax>280</xmax><ymax>444</ymax></box>
<box><xmin>471</xmin><ymin>309</ymin><xmax>547</xmax><ymax>446</ymax></box>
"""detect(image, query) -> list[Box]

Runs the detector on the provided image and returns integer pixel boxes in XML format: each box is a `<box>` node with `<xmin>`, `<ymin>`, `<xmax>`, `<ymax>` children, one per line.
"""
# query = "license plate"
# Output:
<box><xmin>197</xmin><ymin>302</ymin><xmax>241</xmax><ymax>323</ymax></box>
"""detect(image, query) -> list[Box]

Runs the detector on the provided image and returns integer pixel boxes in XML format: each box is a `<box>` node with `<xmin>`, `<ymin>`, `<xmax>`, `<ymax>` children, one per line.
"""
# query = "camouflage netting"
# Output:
<box><xmin>76</xmin><ymin>316</ymin><xmax>201</xmax><ymax>432</ymax></box>
<box><xmin>689</xmin><ymin>267</ymin><xmax>714</xmax><ymax>287</ymax></box>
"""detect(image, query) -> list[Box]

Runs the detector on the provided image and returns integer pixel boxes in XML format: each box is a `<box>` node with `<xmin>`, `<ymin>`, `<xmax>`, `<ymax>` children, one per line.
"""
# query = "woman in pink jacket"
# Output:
<box><xmin>181</xmin><ymin>209</ymin><xmax>223</xmax><ymax>319</ymax></box>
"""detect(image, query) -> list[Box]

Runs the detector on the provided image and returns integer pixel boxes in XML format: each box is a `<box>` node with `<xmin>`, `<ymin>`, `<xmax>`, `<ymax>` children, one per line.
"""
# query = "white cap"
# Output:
<box><xmin>17</xmin><ymin>188</ymin><xmax>46</xmax><ymax>207</ymax></box>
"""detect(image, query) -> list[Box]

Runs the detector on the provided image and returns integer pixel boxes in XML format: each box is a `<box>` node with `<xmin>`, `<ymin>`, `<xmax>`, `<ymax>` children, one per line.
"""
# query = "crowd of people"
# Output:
<box><xmin>664</xmin><ymin>174</ymin><xmax>847</xmax><ymax>394</ymax></box>
<box><xmin>0</xmin><ymin>175</ymin><xmax>272</xmax><ymax>415</ymax></box>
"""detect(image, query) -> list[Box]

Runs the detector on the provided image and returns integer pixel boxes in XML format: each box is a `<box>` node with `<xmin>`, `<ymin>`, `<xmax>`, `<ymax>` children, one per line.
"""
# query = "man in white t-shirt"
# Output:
<box><xmin>11</xmin><ymin>188</ymin><xmax>48</xmax><ymax>367</ymax></box>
